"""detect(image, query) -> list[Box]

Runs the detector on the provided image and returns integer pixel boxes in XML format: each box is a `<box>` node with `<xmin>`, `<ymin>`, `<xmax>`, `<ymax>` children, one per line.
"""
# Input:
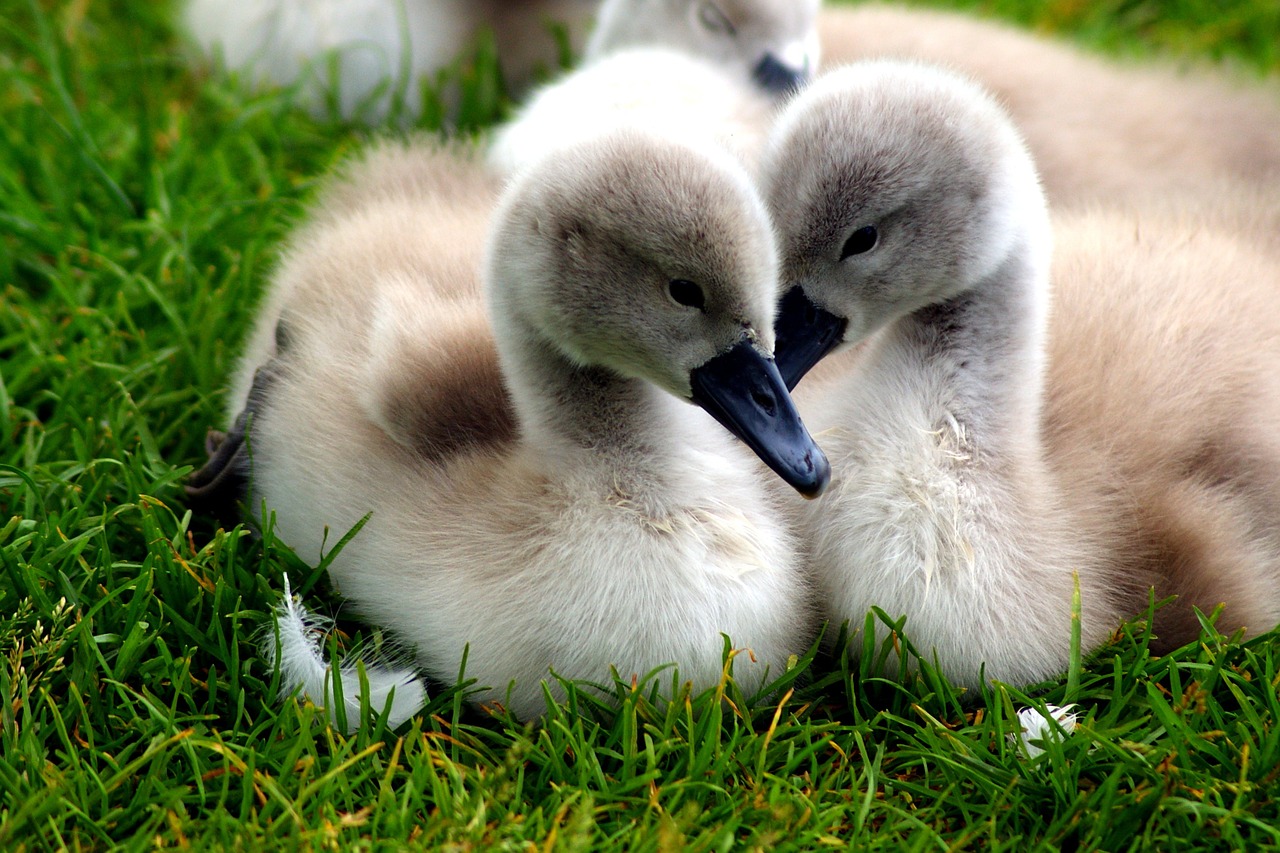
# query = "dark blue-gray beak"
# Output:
<box><xmin>689</xmin><ymin>336</ymin><xmax>830</xmax><ymax>498</ymax></box>
<box><xmin>752</xmin><ymin>53</ymin><xmax>809</xmax><ymax>97</ymax></box>
<box><xmin>773</xmin><ymin>286</ymin><xmax>849</xmax><ymax>391</ymax></box>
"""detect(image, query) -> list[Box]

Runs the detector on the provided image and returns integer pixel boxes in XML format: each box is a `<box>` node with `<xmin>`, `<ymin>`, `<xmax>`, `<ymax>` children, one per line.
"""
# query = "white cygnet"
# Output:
<box><xmin>194</xmin><ymin>132</ymin><xmax>830</xmax><ymax>719</ymax></box>
<box><xmin>759</xmin><ymin>60</ymin><xmax>1280</xmax><ymax>688</ymax></box>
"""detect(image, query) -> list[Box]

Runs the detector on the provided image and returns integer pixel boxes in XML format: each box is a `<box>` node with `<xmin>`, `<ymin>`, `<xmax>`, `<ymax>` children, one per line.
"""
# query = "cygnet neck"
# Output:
<box><xmin>890</xmin><ymin>232</ymin><xmax>1049</xmax><ymax>456</ymax></box>
<box><xmin>500</xmin><ymin>320</ymin><xmax>693</xmax><ymax>497</ymax></box>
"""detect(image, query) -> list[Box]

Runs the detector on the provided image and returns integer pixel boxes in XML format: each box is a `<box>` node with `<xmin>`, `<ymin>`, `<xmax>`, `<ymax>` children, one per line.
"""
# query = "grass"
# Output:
<box><xmin>2</xmin><ymin>0</ymin><xmax>1279</xmax><ymax>848</ymax></box>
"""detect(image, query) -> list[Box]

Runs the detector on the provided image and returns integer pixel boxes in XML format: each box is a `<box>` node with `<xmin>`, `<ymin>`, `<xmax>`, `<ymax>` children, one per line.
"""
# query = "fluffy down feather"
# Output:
<box><xmin>264</xmin><ymin>574</ymin><xmax>427</xmax><ymax>732</ymax></box>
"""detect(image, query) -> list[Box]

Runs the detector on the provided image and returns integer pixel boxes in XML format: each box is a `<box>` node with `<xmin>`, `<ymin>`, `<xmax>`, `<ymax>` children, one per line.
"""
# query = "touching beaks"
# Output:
<box><xmin>689</xmin><ymin>335</ymin><xmax>831</xmax><ymax>498</ymax></box>
<box><xmin>772</xmin><ymin>286</ymin><xmax>849</xmax><ymax>391</ymax></box>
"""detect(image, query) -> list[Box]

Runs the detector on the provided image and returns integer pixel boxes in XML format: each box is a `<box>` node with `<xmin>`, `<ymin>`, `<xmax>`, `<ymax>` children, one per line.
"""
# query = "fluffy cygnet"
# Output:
<box><xmin>199</xmin><ymin>133</ymin><xmax>829</xmax><ymax>719</ymax></box>
<box><xmin>761</xmin><ymin>60</ymin><xmax>1280</xmax><ymax>688</ymax></box>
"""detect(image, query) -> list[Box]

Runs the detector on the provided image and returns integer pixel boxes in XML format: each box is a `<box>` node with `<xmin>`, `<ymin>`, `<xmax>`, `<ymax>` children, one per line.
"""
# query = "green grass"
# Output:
<box><xmin>2</xmin><ymin>0</ymin><xmax>1279</xmax><ymax>848</ymax></box>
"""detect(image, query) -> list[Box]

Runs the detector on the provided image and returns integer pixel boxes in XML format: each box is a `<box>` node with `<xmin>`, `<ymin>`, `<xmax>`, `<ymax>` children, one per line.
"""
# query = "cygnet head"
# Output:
<box><xmin>759</xmin><ymin>61</ymin><xmax>1051</xmax><ymax>387</ymax></box>
<box><xmin>487</xmin><ymin>129</ymin><xmax>830</xmax><ymax>497</ymax></box>
<box><xmin>586</xmin><ymin>0</ymin><xmax>821</xmax><ymax>97</ymax></box>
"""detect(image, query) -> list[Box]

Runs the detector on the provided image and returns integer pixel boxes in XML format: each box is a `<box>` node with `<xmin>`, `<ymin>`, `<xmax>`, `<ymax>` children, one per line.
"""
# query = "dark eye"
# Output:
<box><xmin>668</xmin><ymin>279</ymin><xmax>706</xmax><ymax>310</ymax></box>
<box><xmin>698</xmin><ymin>2</ymin><xmax>736</xmax><ymax>35</ymax></box>
<box><xmin>840</xmin><ymin>225</ymin><xmax>878</xmax><ymax>260</ymax></box>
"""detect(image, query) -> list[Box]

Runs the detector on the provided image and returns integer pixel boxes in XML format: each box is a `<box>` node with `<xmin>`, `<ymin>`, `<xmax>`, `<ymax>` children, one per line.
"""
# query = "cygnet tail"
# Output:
<box><xmin>264</xmin><ymin>574</ymin><xmax>427</xmax><ymax>733</ymax></box>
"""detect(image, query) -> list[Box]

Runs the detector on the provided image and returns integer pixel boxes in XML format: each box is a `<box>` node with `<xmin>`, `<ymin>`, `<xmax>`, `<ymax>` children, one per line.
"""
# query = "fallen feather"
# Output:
<box><xmin>264</xmin><ymin>574</ymin><xmax>426</xmax><ymax>733</ymax></box>
<box><xmin>1010</xmin><ymin>703</ymin><xmax>1078</xmax><ymax>758</ymax></box>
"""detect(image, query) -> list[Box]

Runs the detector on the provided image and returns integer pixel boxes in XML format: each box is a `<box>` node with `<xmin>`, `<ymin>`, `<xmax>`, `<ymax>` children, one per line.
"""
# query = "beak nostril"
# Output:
<box><xmin>752</xmin><ymin>389</ymin><xmax>777</xmax><ymax>416</ymax></box>
<box><xmin>688</xmin><ymin>337</ymin><xmax>827</xmax><ymax>495</ymax></box>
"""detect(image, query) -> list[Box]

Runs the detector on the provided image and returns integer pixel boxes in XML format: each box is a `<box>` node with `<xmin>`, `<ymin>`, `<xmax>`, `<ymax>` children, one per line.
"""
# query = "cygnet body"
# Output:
<box><xmin>1043</xmin><ymin>204</ymin><xmax>1280</xmax><ymax>648</ymax></box>
<box><xmin>214</xmin><ymin>134</ymin><xmax>828</xmax><ymax>718</ymax></box>
<box><xmin>762</xmin><ymin>61</ymin><xmax>1280</xmax><ymax>688</ymax></box>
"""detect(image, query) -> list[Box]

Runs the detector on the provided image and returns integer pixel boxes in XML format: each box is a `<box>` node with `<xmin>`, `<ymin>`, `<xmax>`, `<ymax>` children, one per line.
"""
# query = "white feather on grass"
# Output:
<box><xmin>264</xmin><ymin>574</ymin><xmax>427</xmax><ymax>733</ymax></box>
<box><xmin>1010</xmin><ymin>703</ymin><xmax>1078</xmax><ymax>759</ymax></box>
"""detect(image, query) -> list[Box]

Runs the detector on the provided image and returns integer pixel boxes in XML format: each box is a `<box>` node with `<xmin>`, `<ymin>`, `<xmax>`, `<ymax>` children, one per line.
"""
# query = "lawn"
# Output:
<box><xmin>2</xmin><ymin>0</ymin><xmax>1278</xmax><ymax>848</ymax></box>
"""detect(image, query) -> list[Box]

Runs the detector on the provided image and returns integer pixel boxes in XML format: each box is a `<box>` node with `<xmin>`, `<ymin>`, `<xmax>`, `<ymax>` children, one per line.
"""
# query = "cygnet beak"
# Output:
<box><xmin>689</xmin><ymin>336</ymin><xmax>831</xmax><ymax>498</ymax></box>
<box><xmin>752</xmin><ymin>53</ymin><xmax>809</xmax><ymax>97</ymax></box>
<box><xmin>772</xmin><ymin>285</ymin><xmax>849</xmax><ymax>391</ymax></box>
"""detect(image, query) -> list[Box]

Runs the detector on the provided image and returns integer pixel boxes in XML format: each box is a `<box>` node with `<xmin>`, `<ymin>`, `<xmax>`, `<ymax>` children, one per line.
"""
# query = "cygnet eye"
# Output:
<box><xmin>840</xmin><ymin>225</ymin><xmax>879</xmax><ymax>260</ymax></box>
<box><xmin>698</xmin><ymin>1</ymin><xmax>736</xmax><ymax>36</ymax></box>
<box><xmin>668</xmin><ymin>279</ymin><xmax>706</xmax><ymax>310</ymax></box>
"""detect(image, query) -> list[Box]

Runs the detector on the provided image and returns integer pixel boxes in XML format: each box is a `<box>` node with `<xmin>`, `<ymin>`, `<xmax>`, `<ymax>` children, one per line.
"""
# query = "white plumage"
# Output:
<box><xmin>1011</xmin><ymin>704</ymin><xmax>1078</xmax><ymax>759</ymax></box>
<box><xmin>486</xmin><ymin>47</ymin><xmax>774</xmax><ymax>177</ymax></box>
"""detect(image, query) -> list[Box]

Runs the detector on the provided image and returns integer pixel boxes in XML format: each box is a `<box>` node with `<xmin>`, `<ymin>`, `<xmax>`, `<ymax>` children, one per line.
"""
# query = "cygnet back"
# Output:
<box><xmin>817</xmin><ymin>3</ymin><xmax>1280</xmax><ymax>206</ymax></box>
<box><xmin>486</xmin><ymin>46</ymin><xmax>775</xmax><ymax>176</ymax></box>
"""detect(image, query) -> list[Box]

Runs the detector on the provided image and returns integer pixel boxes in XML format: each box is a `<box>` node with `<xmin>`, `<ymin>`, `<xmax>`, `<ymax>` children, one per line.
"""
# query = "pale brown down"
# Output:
<box><xmin>818</xmin><ymin>3</ymin><xmax>1280</xmax><ymax>207</ymax></box>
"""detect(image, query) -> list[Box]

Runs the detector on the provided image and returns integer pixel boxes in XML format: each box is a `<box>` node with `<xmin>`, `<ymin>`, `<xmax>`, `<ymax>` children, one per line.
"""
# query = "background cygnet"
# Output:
<box><xmin>761</xmin><ymin>60</ymin><xmax>1280</xmax><ymax>689</ymax></box>
<box><xmin>817</xmin><ymin>3</ymin><xmax>1280</xmax><ymax>207</ymax></box>
<box><xmin>208</xmin><ymin>132</ymin><xmax>827</xmax><ymax>720</ymax></box>
<box><xmin>1044</xmin><ymin>203</ymin><xmax>1280</xmax><ymax>650</ymax></box>
<box><xmin>182</xmin><ymin>0</ymin><xmax>819</xmax><ymax>124</ymax></box>
<box><xmin>183</xmin><ymin>0</ymin><xmax>489</xmax><ymax>123</ymax></box>
<box><xmin>586</xmin><ymin>0</ymin><xmax>820</xmax><ymax>95</ymax></box>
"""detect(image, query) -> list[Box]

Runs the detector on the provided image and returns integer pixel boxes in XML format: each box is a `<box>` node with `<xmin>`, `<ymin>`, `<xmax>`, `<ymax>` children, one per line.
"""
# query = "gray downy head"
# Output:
<box><xmin>487</xmin><ymin>129</ymin><xmax>830</xmax><ymax>495</ymax></box>
<box><xmin>760</xmin><ymin>60</ymin><xmax>1049</xmax><ymax>385</ymax></box>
